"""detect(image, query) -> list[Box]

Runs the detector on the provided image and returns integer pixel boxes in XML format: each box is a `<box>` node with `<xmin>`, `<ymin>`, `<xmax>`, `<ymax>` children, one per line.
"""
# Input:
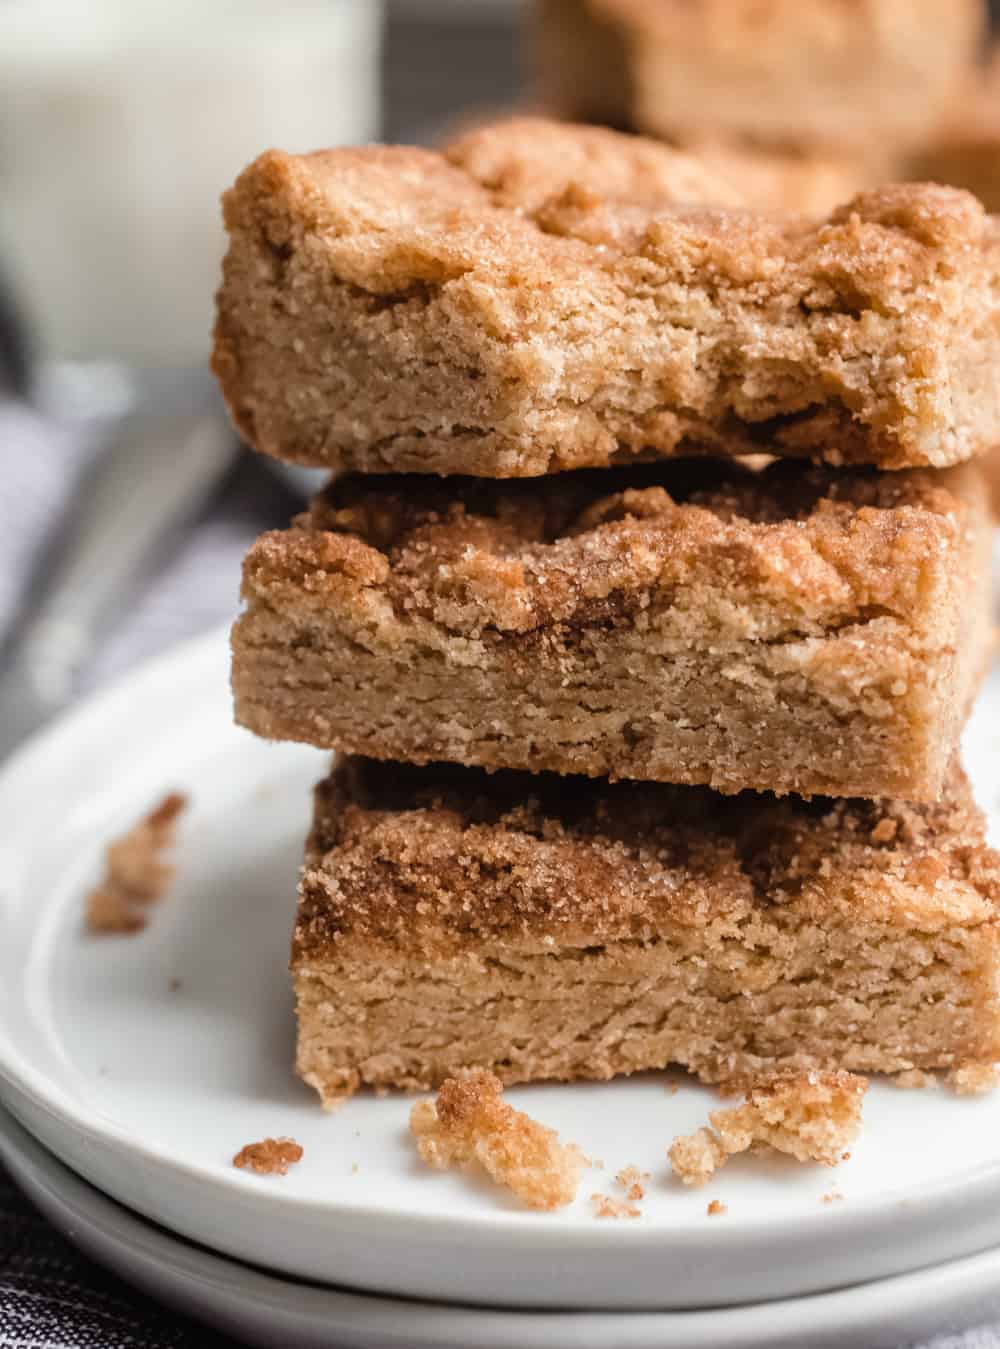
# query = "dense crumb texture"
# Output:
<box><xmin>233</xmin><ymin>458</ymin><xmax>992</xmax><ymax>801</ymax></box>
<box><xmin>409</xmin><ymin>1071</ymin><xmax>582</xmax><ymax>1210</ymax></box>
<box><xmin>536</xmin><ymin>0</ymin><xmax>984</xmax><ymax>154</ymax></box>
<box><xmin>85</xmin><ymin>793</ymin><xmax>187</xmax><ymax>934</ymax></box>
<box><xmin>232</xmin><ymin>1137</ymin><xmax>303</xmax><ymax>1176</ymax></box>
<box><xmin>214</xmin><ymin>118</ymin><xmax>1000</xmax><ymax>476</ymax></box>
<box><xmin>669</xmin><ymin>1071</ymin><xmax>867</xmax><ymax>1186</ymax></box>
<box><xmin>292</xmin><ymin>757</ymin><xmax>1000</xmax><ymax>1103</ymax></box>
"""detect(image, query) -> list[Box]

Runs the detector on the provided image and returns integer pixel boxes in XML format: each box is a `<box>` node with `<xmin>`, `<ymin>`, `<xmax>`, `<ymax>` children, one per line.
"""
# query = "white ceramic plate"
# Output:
<box><xmin>5</xmin><ymin>1104</ymin><xmax>1000</xmax><ymax>1349</ymax></box>
<box><xmin>1</xmin><ymin>629</ymin><xmax>1000</xmax><ymax>1312</ymax></box>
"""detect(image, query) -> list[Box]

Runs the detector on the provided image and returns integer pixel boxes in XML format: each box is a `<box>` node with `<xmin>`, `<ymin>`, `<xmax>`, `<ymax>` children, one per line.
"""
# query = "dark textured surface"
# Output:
<box><xmin>0</xmin><ymin>1163</ymin><xmax>237</xmax><ymax>1348</ymax></box>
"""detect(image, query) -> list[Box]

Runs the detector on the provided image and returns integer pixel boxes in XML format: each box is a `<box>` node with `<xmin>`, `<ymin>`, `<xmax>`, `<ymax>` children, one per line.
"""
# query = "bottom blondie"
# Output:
<box><xmin>292</xmin><ymin>758</ymin><xmax>1000</xmax><ymax>1105</ymax></box>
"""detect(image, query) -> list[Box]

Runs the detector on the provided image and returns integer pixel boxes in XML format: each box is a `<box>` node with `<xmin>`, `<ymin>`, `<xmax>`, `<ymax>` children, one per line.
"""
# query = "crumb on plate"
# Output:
<box><xmin>232</xmin><ymin>1137</ymin><xmax>303</xmax><ymax>1176</ymax></box>
<box><xmin>592</xmin><ymin>1193</ymin><xmax>641</xmax><ymax>1219</ymax></box>
<box><xmin>85</xmin><ymin>793</ymin><xmax>187</xmax><ymax>934</ymax></box>
<box><xmin>947</xmin><ymin>1063</ymin><xmax>999</xmax><ymax>1095</ymax></box>
<box><xmin>707</xmin><ymin>1199</ymin><xmax>728</xmax><ymax>1217</ymax></box>
<box><xmin>669</xmin><ymin>1071</ymin><xmax>866</xmax><ymax>1187</ymax></box>
<box><xmin>409</xmin><ymin>1070</ymin><xmax>582</xmax><ymax>1211</ymax></box>
<box><xmin>615</xmin><ymin>1165</ymin><xmax>650</xmax><ymax>1202</ymax></box>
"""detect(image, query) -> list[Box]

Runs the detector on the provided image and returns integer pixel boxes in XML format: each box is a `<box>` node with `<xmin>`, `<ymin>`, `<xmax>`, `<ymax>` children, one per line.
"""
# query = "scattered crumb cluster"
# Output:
<box><xmin>616</xmin><ymin>1165</ymin><xmax>648</xmax><ymax>1203</ymax></box>
<box><xmin>590</xmin><ymin>1164</ymin><xmax>651</xmax><ymax>1219</ymax></box>
<box><xmin>85</xmin><ymin>793</ymin><xmax>187</xmax><ymax>934</ymax></box>
<box><xmin>592</xmin><ymin>1193</ymin><xmax>640</xmax><ymax>1219</ymax></box>
<box><xmin>233</xmin><ymin>1137</ymin><xmax>303</xmax><ymax>1176</ymax></box>
<box><xmin>669</xmin><ymin>1071</ymin><xmax>867</xmax><ymax>1187</ymax></box>
<box><xmin>410</xmin><ymin>1071</ymin><xmax>583</xmax><ymax>1210</ymax></box>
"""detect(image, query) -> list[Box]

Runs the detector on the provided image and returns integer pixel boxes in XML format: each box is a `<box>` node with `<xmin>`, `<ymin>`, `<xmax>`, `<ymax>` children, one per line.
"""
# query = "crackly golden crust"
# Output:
<box><xmin>294</xmin><ymin>758</ymin><xmax>1000</xmax><ymax>961</ymax></box>
<box><xmin>213</xmin><ymin>117</ymin><xmax>1000</xmax><ymax>476</ymax></box>
<box><xmin>258</xmin><ymin>459</ymin><xmax>983</xmax><ymax>637</ymax></box>
<box><xmin>538</xmin><ymin>0</ymin><xmax>984</xmax><ymax>153</ymax></box>
<box><xmin>233</xmin><ymin>458</ymin><xmax>992</xmax><ymax>801</ymax></box>
<box><xmin>291</xmin><ymin>757</ymin><xmax>1000</xmax><ymax>1102</ymax></box>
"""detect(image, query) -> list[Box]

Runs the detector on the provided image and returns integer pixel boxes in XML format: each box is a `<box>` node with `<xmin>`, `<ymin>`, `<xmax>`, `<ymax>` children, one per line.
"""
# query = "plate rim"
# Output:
<box><xmin>3</xmin><ymin>628</ymin><xmax>1000</xmax><ymax>1306</ymax></box>
<box><xmin>4</xmin><ymin>1101</ymin><xmax>1000</xmax><ymax>1349</ymax></box>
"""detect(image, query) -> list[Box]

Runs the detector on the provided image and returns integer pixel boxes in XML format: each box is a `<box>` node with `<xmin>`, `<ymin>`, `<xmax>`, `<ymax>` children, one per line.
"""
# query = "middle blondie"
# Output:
<box><xmin>233</xmin><ymin>457</ymin><xmax>991</xmax><ymax>802</ymax></box>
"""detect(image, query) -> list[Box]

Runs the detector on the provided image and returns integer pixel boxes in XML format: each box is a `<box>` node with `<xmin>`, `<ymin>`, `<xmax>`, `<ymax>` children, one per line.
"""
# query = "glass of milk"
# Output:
<box><xmin>0</xmin><ymin>1</ymin><xmax>383</xmax><ymax>368</ymax></box>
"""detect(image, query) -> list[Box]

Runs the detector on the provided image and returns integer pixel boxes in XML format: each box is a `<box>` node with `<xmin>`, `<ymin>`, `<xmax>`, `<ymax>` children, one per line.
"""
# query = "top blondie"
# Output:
<box><xmin>214</xmin><ymin>118</ymin><xmax>1000</xmax><ymax>477</ymax></box>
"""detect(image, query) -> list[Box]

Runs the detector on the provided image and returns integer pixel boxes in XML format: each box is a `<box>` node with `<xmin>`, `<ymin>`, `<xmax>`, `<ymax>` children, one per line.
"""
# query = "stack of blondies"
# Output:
<box><xmin>214</xmin><ymin>111</ymin><xmax>1000</xmax><ymax>1107</ymax></box>
<box><xmin>536</xmin><ymin>0</ymin><xmax>989</xmax><ymax>215</ymax></box>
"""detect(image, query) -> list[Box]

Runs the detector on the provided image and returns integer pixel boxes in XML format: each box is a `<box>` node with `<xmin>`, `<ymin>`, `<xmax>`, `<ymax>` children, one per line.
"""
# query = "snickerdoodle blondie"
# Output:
<box><xmin>214</xmin><ymin>119</ymin><xmax>1000</xmax><ymax>476</ymax></box>
<box><xmin>232</xmin><ymin>458</ymin><xmax>992</xmax><ymax>802</ymax></box>
<box><xmin>536</xmin><ymin>0</ymin><xmax>984</xmax><ymax>154</ymax></box>
<box><xmin>292</xmin><ymin>757</ymin><xmax>1000</xmax><ymax>1105</ymax></box>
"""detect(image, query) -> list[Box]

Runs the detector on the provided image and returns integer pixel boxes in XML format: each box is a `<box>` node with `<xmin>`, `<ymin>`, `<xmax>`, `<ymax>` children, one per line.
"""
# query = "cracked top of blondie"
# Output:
<box><xmin>292</xmin><ymin>758</ymin><xmax>1000</xmax><ymax>961</ymax></box>
<box><xmin>227</xmin><ymin>116</ymin><xmax>991</xmax><ymax>297</ymax></box>
<box><xmin>243</xmin><ymin>458</ymin><xmax>984</xmax><ymax>640</ymax></box>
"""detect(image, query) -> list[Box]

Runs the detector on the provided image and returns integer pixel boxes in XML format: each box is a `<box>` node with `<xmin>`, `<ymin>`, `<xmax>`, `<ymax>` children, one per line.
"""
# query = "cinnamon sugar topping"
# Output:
<box><xmin>592</xmin><ymin>1193</ymin><xmax>641</xmax><ymax>1219</ymax></box>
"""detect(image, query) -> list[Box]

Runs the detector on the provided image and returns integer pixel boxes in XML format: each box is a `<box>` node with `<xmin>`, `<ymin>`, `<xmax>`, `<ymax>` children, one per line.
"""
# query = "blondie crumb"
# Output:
<box><xmin>592</xmin><ymin>1193</ymin><xmax>641</xmax><ymax>1219</ymax></box>
<box><xmin>893</xmin><ymin>1069</ymin><xmax>941</xmax><ymax>1090</ymax></box>
<box><xmin>670</xmin><ymin>1072</ymin><xmax>866</xmax><ymax>1187</ymax></box>
<box><xmin>615</xmin><ymin>1165</ymin><xmax>649</xmax><ymax>1202</ymax></box>
<box><xmin>409</xmin><ymin>1071</ymin><xmax>582</xmax><ymax>1211</ymax></box>
<box><xmin>232</xmin><ymin>1137</ymin><xmax>303</xmax><ymax>1176</ymax></box>
<box><xmin>707</xmin><ymin>1200</ymin><xmax>728</xmax><ymax>1217</ymax></box>
<box><xmin>822</xmin><ymin>1188</ymin><xmax>845</xmax><ymax>1204</ymax></box>
<box><xmin>947</xmin><ymin>1063</ymin><xmax>1000</xmax><ymax>1096</ymax></box>
<box><xmin>668</xmin><ymin>1127</ymin><xmax>728</xmax><ymax>1188</ymax></box>
<box><xmin>85</xmin><ymin>793</ymin><xmax>187</xmax><ymax>934</ymax></box>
